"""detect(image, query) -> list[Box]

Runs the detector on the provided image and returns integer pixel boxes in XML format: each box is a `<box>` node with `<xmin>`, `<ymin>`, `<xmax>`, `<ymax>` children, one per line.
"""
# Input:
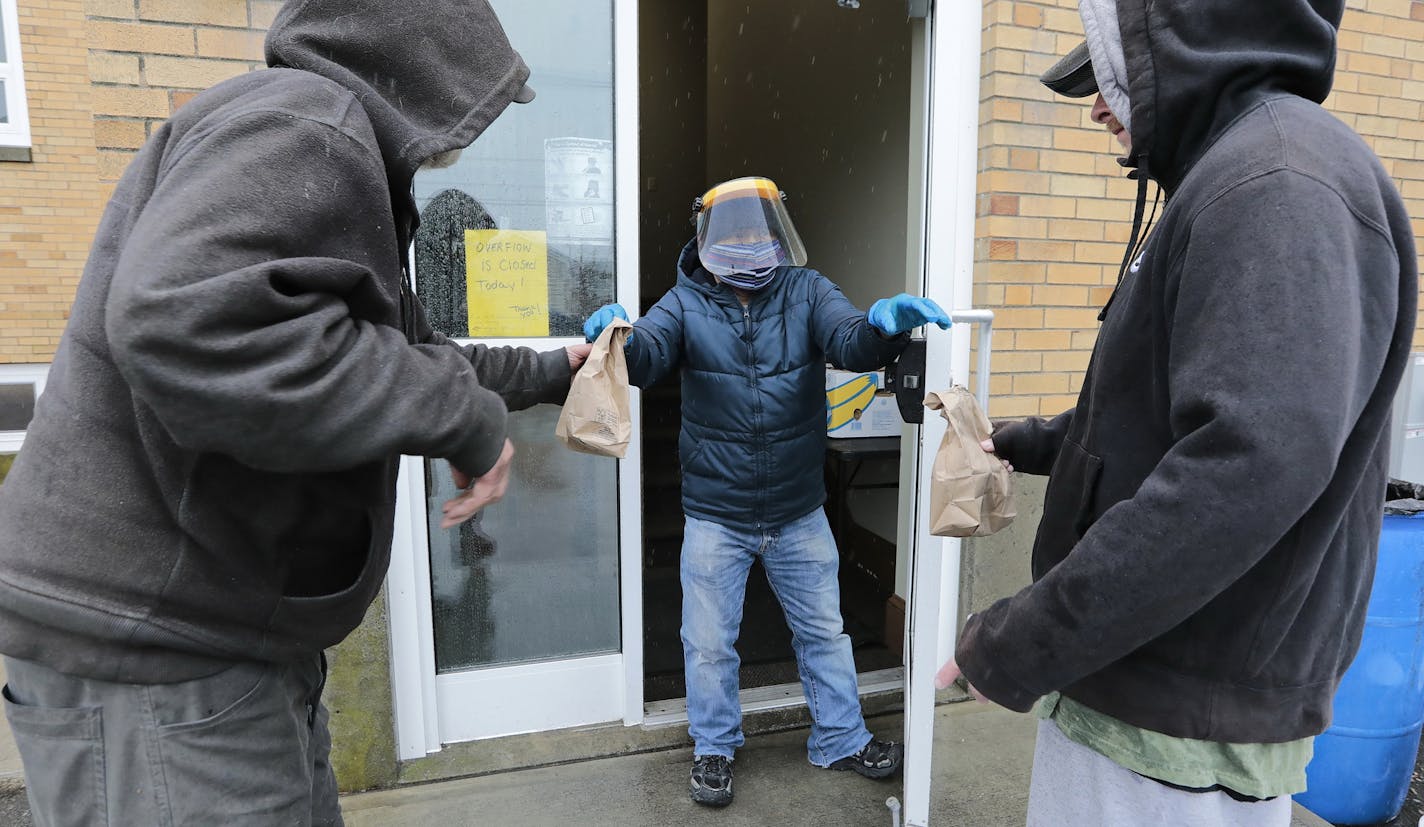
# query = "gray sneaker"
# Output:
<box><xmin>689</xmin><ymin>754</ymin><xmax>734</xmax><ymax>807</ymax></box>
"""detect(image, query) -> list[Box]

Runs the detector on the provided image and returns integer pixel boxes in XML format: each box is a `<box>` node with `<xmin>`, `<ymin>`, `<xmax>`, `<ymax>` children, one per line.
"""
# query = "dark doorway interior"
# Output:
<box><xmin>637</xmin><ymin>0</ymin><xmax>914</xmax><ymax>703</ymax></box>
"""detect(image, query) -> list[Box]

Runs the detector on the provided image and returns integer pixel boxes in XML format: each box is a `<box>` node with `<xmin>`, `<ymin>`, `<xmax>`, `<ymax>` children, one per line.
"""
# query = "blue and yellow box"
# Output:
<box><xmin>825</xmin><ymin>369</ymin><xmax>901</xmax><ymax>438</ymax></box>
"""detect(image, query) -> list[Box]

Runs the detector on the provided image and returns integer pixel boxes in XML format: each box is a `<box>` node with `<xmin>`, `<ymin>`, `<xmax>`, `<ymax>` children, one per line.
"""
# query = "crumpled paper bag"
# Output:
<box><xmin>556</xmin><ymin>318</ymin><xmax>632</xmax><ymax>458</ymax></box>
<box><xmin>925</xmin><ymin>387</ymin><xmax>1015</xmax><ymax>537</ymax></box>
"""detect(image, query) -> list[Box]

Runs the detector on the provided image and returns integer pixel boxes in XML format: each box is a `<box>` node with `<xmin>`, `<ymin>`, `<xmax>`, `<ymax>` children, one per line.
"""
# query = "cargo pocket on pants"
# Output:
<box><xmin>2</xmin><ymin>684</ymin><xmax>106</xmax><ymax>826</ymax></box>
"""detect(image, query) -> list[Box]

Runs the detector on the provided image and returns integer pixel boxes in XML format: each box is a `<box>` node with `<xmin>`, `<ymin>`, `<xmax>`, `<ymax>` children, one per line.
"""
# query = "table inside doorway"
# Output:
<box><xmin>823</xmin><ymin>436</ymin><xmax>902</xmax><ymax>599</ymax></box>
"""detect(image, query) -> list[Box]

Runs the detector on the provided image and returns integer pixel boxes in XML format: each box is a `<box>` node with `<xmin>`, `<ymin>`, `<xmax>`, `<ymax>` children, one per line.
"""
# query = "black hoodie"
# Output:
<box><xmin>960</xmin><ymin>0</ymin><xmax>1418</xmax><ymax>743</ymax></box>
<box><xmin>0</xmin><ymin>0</ymin><xmax>570</xmax><ymax>682</ymax></box>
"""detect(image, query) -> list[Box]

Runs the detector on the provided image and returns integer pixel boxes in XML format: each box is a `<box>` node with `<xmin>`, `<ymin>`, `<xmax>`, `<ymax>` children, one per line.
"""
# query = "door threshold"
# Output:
<box><xmin>641</xmin><ymin>666</ymin><xmax>904</xmax><ymax>728</ymax></box>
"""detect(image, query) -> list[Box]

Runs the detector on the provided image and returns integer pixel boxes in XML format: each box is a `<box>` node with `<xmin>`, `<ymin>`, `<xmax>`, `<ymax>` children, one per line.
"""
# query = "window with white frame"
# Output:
<box><xmin>0</xmin><ymin>365</ymin><xmax>46</xmax><ymax>485</ymax></box>
<box><xmin>0</xmin><ymin>0</ymin><xmax>31</xmax><ymax>150</ymax></box>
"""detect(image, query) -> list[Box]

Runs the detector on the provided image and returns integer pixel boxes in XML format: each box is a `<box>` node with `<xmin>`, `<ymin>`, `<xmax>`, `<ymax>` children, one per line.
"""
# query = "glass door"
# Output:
<box><xmin>899</xmin><ymin>0</ymin><xmax>987</xmax><ymax>824</ymax></box>
<box><xmin>386</xmin><ymin>0</ymin><xmax>643</xmax><ymax>757</ymax></box>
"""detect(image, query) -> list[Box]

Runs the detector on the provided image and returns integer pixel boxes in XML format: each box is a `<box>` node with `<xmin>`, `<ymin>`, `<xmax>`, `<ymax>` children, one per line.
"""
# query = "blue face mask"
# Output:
<box><xmin>716</xmin><ymin>263</ymin><xmax>779</xmax><ymax>291</ymax></box>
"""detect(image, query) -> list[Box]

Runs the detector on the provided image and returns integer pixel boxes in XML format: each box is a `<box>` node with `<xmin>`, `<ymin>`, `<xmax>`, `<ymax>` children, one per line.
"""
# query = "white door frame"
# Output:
<box><xmin>900</xmin><ymin>0</ymin><xmax>987</xmax><ymax>823</ymax></box>
<box><xmin>385</xmin><ymin>0</ymin><xmax>643</xmax><ymax>760</ymax></box>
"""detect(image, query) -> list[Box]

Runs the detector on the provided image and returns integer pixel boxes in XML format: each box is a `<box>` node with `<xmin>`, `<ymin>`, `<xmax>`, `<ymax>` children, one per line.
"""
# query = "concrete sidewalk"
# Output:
<box><xmin>341</xmin><ymin>702</ymin><xmax>1333</xmax><ymax>827</ymax></box>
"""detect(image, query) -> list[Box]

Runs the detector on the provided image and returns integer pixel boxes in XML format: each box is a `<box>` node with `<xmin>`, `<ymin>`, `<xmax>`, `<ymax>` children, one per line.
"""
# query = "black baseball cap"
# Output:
<box><xmin>1039</xmin><ymin>41</ymin><xmax>1097</xmax><ymax>98</ymax></box>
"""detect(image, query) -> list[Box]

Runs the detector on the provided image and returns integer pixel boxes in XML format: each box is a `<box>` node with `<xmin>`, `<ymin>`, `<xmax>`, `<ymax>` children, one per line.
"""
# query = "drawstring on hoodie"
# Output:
<box><xmin>1097</xmin><ymin>155</ymin><xmax>1160</xmax><ymax>321</ymax></box>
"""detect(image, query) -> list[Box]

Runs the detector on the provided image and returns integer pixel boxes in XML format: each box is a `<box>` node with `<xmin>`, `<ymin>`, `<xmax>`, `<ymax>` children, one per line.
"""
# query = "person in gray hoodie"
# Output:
<box><xmin>935</xmin><ymin>0</ymin><xmax>1417</xmax><ymax>824</ymax></box>
<box><xmin>0</xmin><ymin>2</ymin><xmax>586</xmax><ymax>824</ymax></box>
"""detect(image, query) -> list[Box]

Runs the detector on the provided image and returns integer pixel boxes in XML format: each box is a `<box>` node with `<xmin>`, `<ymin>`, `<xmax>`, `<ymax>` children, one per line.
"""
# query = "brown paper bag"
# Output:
<box><xmin>925</xmin><ymin>387</ymin><xmax>1016</xmax><ymax>537</ymax></box>
<box><xmin>556</xmin><ymin>318</ymin><xmax>633</xmax><ymax>458</ymax></box>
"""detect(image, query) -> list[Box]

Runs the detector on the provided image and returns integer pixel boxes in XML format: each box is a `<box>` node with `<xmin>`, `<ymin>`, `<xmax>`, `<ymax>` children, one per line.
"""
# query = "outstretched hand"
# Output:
<box><xmin>443</xmin><ymin>439</ymin><xmax>515</xmax><ymax>529</ymax></box>
<box><xmin>566</xmin><ymin>343</ymin><xmax>593</xmax><ymax>372</ymax></box>
<box><xmin>867</xmin><ymin>293</ymin><xmax>952</xmax><ymax>336</ymax></box>
<box><xmin>934</xmin><ymin>657</ymin><xmax>990</xmax><ymax>704</ymax></box>
<box><xmin>981</xmin><ymin>437</ymin><xmax>1012</xmax><ymax>473</ymax></box>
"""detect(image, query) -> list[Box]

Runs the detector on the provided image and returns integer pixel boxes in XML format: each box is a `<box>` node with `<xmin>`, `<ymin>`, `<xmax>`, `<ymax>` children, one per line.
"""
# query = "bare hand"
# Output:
<box><xmin>935</xmin><ymin>657</ymin><xmax>990</xmax><ymax>704</ymax></box>
<box><xmin>566</xmin><ymin>343</ymin><xmax>593</xmax><ymax>372</ymax></box>
<box><xmin>981</xmin><ymin>437</ymin><xmax>1013</xmax><ymax>473</ymax></box>
<box><xmin>442</xmin><ymin>439</ymin><xmax>514</xmax><ymax>529</ymax></box>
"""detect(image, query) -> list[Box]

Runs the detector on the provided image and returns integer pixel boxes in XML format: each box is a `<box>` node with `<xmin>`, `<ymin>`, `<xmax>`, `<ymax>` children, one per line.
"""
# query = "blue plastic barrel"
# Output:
<box><xmin>1295</xmin><ymin>512</ymin><xmax>1424</xmax><ymax>825</ymax></box>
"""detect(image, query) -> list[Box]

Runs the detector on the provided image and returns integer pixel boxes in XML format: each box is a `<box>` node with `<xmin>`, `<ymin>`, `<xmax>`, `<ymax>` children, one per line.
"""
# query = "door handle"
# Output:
<box><xmin>883</xmin><ymin>309</ymin><xmax>995</xmax><ymax>424</ymax></box>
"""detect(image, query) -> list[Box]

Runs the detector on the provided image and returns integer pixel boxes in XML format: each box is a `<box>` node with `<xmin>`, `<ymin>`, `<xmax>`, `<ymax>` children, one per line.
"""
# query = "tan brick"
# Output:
<box><xmin>93</xmin><ymin>118</ymin><xmax>146</xmax><ymax>149</ymax></box>
<box><xmin>982</xmin><ymin>170</ymin><xmax>1052</xmax><ymax>195</ymax></box>
<box><xmin>989</xmin><ymin>194</ymin><xmax>1020</xmax><ymax>216</ymax></box>
<box><xmin>1033</xmin><ymin>285</ymin><xmax>1089</xmax><ymax>305</ymax></box>
<box><xmin>251</xmin><ymin>0</ymin><xmax>283</xmax><ymax>29</ymax></box>
<box><xmin>985</xmin><ymin>262</ymin><xmax>1048</xmax><ymax>284</ymax></box>
<box><xmin>1347</xmin><ymin>51</ymin><xmax>1394</xmax><ymax>76</ymax></box>
<box><xmin>196</xmin><ymin>27</ymin><xmax>267</xmax><ymax>61</ymax></box>
<box><xmin>1366</xmin><ymin>0</ymin><xmax>1413</xmax><ymax>16</ymax></box>
<box><xmin>1013</xmin><ymin>4</ymin><xmax>1044</xmax><ymax>28</ymax></box>
<box><xmin>1017</xmin><ymin>196</ymin><xmax>1075</xmax><ymax>218</ymax></box>
<box><xmin>138</xmin><ymin>0</ymin><xmax>247</xmax><ymax>27</ymax></box>
<box><xmin>1048</xmin><ymin>263</ymin><xmax>1110</xmax><ymax>286</ymax></box>
<box><xmin>90</xmin><ymin>86</ymin><xmax>169</xmax><ymax>118</ymax></box>
<box><xmin>87</xmin><ymin>51</ymin><xmax>142</xmax><ymax>84</ymax></box>
<box><xmin>990</xmin><ymin>121</ymin><xmax>1054</xmax><ymax>149</ymax></box>
<box><xmin>1016</xmin><ymin>330</ymin><xmax>1074</xmax><ymax>350</ymax></box>
<box><xmin>995</xmin><ymin>350</ymin><xmax>1043</xmax><ymax>373</ymax></box>
<box><xmin>1048</xmin><ymin>175</ymin><xmax>1105</xmax><ymax>198</ymax></box>
<box><xmin>1004</xmin><ymin>285</ymin><xmax>1034</xmax><ymax>305</ymax></box>
<box><xmin>144</xmin><ymin>55</ymin><xmax>251</xmax><ymax>89</ymax></box>
<box><xmin>1022</xmin><ymin>100</ymin><xmax>1086</xmax><ymax>128</ymax></box>
<box><xmin>1008</xmin><ymin>148</ymin><xmax>1040</xmax><ymax>170</ymax></box>
<box><xmin>97</xmin><ymin>149</ymin><xmax>135</xmax><ymax>181</ymax></box>
<box><xmin>85</xmin><ymin>0</ymin><xmax>135</xmax><ymax>18</ymax></box>
<box><xmin>88</xmin><ymin>20</ymin><xmax>193</xmax><ymax>55</ymax></box>
<box><xmin>1039</xmin><ymin>394</ymin><xmax>1081</xmax><ymax>415</ymax></box>
<box><xmin>1357</xmin><ymin>74</ymin><xmax>1403</xmax><ymax>97</ymax></box>
<box><xmin>990</xmin><ymin>396</ymin><xmax>1040</xmax><ymax>419</ymax></box>
<box><xmin>1039</xmin><ymin>150</ymin><xmax>1097</xmax><ymax>175</ymax></box>
<box><xmin>984</xmin><ymin>216</ymin><xmax>1047</xmax><ymax>238</ymax></box>
<box><xmin>1014</xmin><ymin>372</ymin><xmax>1071</xmax><ymax>394</ymax></box>
<box><xmin>1046</xmin><ymin>219</ymin><xmax>1105</xmax><ymax>241</ymax></box>
<box><xmin>990</xmin><ymin>25</ymin><xmax>1058</xmax><ymax>55</ymax></box>
<box><xmin>1053</xmin><ymin>126</ymin><xmax>1115</xmax><ymax>153</ymax></box>
<box><xmin>989</xmin><ymin>239</ymin><xmax>1018</xmax><ymax>260</ymax></box>
<box><xmin>988</xmin><ymin>98</ymin><xmax>1025</xmax><ymax>122</ymax></box>
<box><xmin>1043</xmin><ymin>350</ymin><xmax>1091</xmax><ymax>372</ymax></box>
<box><xmin>1362</xmin><ymin>33</ymin><xmax>1408</xmax><ymax>58</ymax></box>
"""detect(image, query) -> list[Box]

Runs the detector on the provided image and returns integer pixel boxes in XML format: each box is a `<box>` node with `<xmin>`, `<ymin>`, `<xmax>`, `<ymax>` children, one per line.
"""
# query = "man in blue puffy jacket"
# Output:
<box><xmin>584</xmin><ymin>176</ymin><xmax>950</xmax><ymax>807</ymax></box>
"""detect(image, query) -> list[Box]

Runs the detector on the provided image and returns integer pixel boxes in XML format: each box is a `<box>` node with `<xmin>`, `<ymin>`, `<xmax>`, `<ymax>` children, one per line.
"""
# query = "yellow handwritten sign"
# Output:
<box><xmin>464</xmin><ymin>229</ymin><xmax>550</xmax><ymax>337</ymax></box>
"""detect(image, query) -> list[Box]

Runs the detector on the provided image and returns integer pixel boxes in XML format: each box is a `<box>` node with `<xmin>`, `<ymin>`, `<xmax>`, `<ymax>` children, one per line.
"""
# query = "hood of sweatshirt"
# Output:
<box><xmin>265</xmin><ymin>0</ymin><xmax>533</xmax><ymax>195</ymax></box>
<box><xmin>1113</xmin><ymin>0</ymin><xmax>1342</xmax><ymax>191</ymax></box>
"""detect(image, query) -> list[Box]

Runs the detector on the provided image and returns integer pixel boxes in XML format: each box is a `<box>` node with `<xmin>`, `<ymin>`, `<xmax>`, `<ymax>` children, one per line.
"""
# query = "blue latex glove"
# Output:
<box><xmin>867</xmin><ymin>293</ymin><xmax>952</xmax><ymax>336</ymax></box>
<box><xmin>583</xmin><ymin>303</ymin><xmax>630</xmax><ymax>343</ymax></box>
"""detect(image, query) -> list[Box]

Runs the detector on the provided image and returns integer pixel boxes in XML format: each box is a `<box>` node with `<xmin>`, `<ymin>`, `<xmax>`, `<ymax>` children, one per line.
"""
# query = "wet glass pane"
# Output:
<box><xmin>0</xmin><ymin>80</ymin><xmax>8</xmax><ymax>125</ymax></box>
<box><xmin>413</xmin><ymin>0</ymin><xmax>615</xmax><ymax>339</ymax></box>
<box><xmin>0</xmin><ymin>383</ymin><xmax>35</xmax><ymax>431</ymax></box>
<box><xmin>427</xmin><ymin>405</ymin><xmax>620</xmax><ymax>673</ymax></box>
<box><xmin>0</xmin><ymin>10</ymin><xmax>8</xmax><ymax>63</ymax></box>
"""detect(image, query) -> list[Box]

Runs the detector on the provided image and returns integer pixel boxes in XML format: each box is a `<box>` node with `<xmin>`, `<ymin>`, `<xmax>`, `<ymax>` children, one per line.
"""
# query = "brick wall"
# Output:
<box><xmin>0</xmin><ymin>0</ymin><xmax>277</xmax><ymax>363</ymax></box>
<box><xmin>0</xmin><ymin>0</ymin><xmax>102</xmax><ymax>363</ymax></box>
<box><xmin>88</xmin><ymin>0</ymin><xmax>279</xmax><ymax>195</ymax></box>
<box><xmin>976</xmin><ymin>0</ymin><xmax>1424</xmax><ymax>418</ymax></box>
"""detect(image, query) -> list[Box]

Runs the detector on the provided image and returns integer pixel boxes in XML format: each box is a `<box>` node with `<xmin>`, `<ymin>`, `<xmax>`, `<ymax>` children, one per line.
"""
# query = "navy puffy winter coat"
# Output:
<box><xmin>627</xmin><ymin>240</ymin><xmax>908</xmax><ymax>528</ymax></box>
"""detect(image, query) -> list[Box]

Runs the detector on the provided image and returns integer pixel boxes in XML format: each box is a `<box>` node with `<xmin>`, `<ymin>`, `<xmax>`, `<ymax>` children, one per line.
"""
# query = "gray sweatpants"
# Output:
<box><xmin>2</xmin><ymin>654</ymin><xmax>342</xmax><ymax>827</ymax></box>
<box><xmin>1028</xmin><ymin>719</ymin><xmax>1291</xmax><ymax>827</ymax></box>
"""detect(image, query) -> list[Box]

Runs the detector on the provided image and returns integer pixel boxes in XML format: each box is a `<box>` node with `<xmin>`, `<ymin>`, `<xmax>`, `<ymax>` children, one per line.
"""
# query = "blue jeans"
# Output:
<box><xmin>681</xmin><ymin>508</ymin><xmax>872</xmax><ymax>766</ymax></box>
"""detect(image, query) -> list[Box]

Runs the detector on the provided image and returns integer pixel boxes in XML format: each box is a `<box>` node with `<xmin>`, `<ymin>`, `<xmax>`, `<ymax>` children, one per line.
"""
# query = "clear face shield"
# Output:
<box><xmin>694</xmin><ymin>177</ymin><xmax>808</xmax><ymax>290</ymax></box>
